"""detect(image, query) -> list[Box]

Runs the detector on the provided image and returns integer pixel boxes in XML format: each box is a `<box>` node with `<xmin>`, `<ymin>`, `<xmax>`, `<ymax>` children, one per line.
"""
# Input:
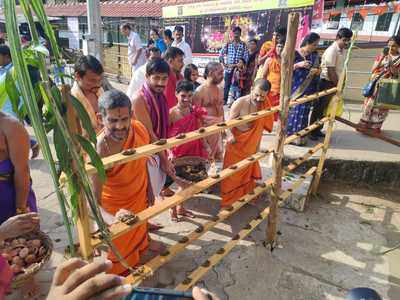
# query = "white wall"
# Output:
<box><xmin>315</xmin><ymin>11</ymin><xmax>400</xmax><ymax>40</ymax></box>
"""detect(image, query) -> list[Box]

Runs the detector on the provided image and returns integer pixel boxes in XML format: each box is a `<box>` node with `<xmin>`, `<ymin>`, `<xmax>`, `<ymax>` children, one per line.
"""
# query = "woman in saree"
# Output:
<box><xmin>287</xmin><ymin>32</ymin><xmax>321</xmax><ymax>146</ymax></box>
<box><xmin>358</xmin><ymin>36</ymin><xmax>400</xmax><ymax>133</ymax></box>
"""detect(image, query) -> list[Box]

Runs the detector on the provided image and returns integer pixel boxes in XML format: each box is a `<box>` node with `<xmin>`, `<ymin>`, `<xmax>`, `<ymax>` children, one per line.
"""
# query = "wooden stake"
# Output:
<box><xmin>266</xmin><ymin>12</ymin><xmax>299</xmax><ymax>247</ymax></box>
<box><xmin>62</xmin><ymin>85</ymin><xmax>93</xmax><ymax>260</ymax></box>
<box><xmin>311</xmin><ymin>54</ymin><xmax>348</xmax><ymax>194</ymax></box>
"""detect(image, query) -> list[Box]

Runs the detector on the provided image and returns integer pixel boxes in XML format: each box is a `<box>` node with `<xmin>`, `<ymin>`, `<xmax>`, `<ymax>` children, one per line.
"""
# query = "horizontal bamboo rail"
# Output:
<box><xmin>91</xmin><ymin>118</ymin><xmax>330</xmax><ymax>248</ymax></box>
<box><xmin>124</xmin><ymin>142</ymin><xmax>324</xmax><ymax>285</ymax></box>
<box><xmin>60</xmin><ymin>88</ymin><xmax>337</xmax><ymax>183</ymax></box>
<box><xmin>175</xmin><ymin>166</ymin><xmax>317</xmax><ymax>291</ymax></box>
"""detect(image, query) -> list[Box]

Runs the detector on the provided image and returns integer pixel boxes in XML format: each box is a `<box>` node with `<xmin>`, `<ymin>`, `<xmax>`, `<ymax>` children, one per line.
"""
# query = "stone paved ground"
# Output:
<box><xmin>6</xmin><ymin>81</ymin><xmax>400</xmax><ymax>299</ymax></box>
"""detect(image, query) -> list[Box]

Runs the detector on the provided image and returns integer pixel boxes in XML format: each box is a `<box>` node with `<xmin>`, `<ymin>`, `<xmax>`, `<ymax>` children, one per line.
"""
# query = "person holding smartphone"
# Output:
<box><xmin>309</xmin><ymin>28</ymin><xmax>353</xmax><ymax>140</ymax></box>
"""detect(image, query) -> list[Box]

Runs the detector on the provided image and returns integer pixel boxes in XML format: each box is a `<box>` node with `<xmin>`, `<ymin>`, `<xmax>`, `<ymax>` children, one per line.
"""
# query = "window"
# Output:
<box><xmin>327</xmin><ymin>14</ymin><xmax>341</xmax><ymax>30</ymax></box>
<box><xmin>375</xmin><ymin>13</ymin><xmax>393</xmax><ymax>32</ymax></box>
<box><xmin>351</xmin><ymin>12</ymin><xmax>364</xmax><ymax>31</ymax></box>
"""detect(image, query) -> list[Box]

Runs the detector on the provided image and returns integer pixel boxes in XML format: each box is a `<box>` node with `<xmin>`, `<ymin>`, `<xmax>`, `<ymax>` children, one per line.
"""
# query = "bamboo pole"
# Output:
<box><xmin>311</xmin><ymin>52</ymin><xmax>349</xmax><ymax>195</ymax></box>
<box><xmin>266</xmin><ymin>12</ymin><xmax>299</xmax><ymax>248</ymax></box>
<box><xmin>175</xmin><ymin>166</ymin><xmax>317</xmax><ymax>291</ymax></box>
<box><xmin>125</xmin><ymin>141</ymin><xmax>324</xmax><ymax>285</ymax></box>
<box><xmin>59</xmin><ymin>88</ymin><xmax>337</xmax><ymax>183</ymax></box>
<box><xmin>63</xmin><ymin>86</ymin><xmax>93</xmax><ymax>260</ymax></box>
<box><xmin>89</xmin><ymin>118</ymin><xmax>329</xmax><ymax>249</ymax></box>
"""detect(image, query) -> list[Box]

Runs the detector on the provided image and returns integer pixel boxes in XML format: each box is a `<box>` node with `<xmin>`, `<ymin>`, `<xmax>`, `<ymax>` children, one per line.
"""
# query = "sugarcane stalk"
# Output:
<box><xmin>3</xmin><ymin>0</ymin><xmax>76</xmax><ymax>255</ymax></box>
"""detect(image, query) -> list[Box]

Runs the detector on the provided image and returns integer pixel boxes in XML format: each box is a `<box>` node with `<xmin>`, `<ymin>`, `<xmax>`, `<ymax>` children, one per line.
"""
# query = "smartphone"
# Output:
<box><xmin>124</xmin><ymin>287</ymin><xmax>194</xmax><ymax>300</ymax></box>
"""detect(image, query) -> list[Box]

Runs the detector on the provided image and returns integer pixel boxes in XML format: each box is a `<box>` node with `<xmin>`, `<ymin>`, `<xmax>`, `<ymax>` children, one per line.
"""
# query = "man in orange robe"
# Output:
<box><xmin>92</xmin><ymin>89</ymin><xmax>149</xmax><ymax>275</ymax></box>
<box><xmin>221</xmin><ymin>79</ymin><xmax>274</xmax><ymax>207</ymax></box>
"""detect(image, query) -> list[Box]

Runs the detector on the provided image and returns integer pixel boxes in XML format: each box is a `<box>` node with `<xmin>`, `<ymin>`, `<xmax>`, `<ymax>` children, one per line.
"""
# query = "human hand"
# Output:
<box><xmin>192</xmin><ymin>287</ymin><xmax>220</xmax><ymax>300</ymax></box>
<box><xmin>228</xmin><ymin>136</ymin><xmax>237</xmax><ymax>144</ymax></box>
<box><xmin>47</xmin><ymin>258</ymin><xmax>132</xmax><ymax>300</ymax></box>
<box><xmin>0</xmin><ymin>213</ymin><xmax>39</xmax><ymax>241</ymax></box>
<box><xmin>295</xmin><ymin>60</ymin><xmax>312</xmax><ymax>69</ymax></box>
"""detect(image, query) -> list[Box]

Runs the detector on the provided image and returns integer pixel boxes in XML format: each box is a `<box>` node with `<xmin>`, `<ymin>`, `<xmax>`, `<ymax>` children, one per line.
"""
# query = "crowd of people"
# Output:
<box><xmin>0</xmin><ymin>20</ymin><xmax>399</xmax><ymax>299</ymax></box>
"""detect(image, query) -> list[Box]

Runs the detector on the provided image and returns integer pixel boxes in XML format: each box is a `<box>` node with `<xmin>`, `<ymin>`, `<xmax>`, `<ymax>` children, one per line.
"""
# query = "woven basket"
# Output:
<box><xmin>173</xmin><ymin>156</ymin><xmax>210</xmax><ymax>184</ymax></box>
<box><xmin>11</xmin><ymin>230</ymin><xmax>53</xmax><ymax>289</ymax></box>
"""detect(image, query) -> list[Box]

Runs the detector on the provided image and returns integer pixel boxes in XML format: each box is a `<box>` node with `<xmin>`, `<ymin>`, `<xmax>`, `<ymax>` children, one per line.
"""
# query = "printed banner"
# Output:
<box><xmin>311</xmin><ymin>0</ymin><xmax>324</xmax><ymax>29</ymax></box>
<box><xmin>163</xmin><ymin>0</ymin><xmax>314</xmax><ymax>18</ymax></box>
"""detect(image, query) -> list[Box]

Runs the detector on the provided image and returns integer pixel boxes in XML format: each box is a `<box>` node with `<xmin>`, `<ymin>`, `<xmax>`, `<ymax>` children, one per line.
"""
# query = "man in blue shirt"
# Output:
<box><xmin>219</xmin><ymin>26</ymin><xmax>249</xmax><ymax>105</ymax></box>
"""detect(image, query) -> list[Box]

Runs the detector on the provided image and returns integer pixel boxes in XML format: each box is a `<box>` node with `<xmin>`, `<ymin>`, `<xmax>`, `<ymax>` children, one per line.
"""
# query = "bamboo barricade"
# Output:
<box><xmin>63</xmin><ymin>85</ymin><xmax>93</xmax><ymax>260</ymax></box>
<box><xmin>92</xmin><ymin>117</ymin><xmax>329</xmax><ymax>249</ymax></box>
<box><xmin>266</xmin><ymin>12</ymin><xmax>299</xmax><ymax>248</ymax></box>
<box><xmin>175</xmin><ymin>166</ymin><xmax>317</xmax><ymax>291</ymax></box>
<box><xmin>72</xmin><ymin>12</ymin><xmax>344</xmax><ymax>289</ymax></box>
<box><xmin>59</xmin><ymin>88</ymin><xmax>336</xmax><ymax>183</ymax></box>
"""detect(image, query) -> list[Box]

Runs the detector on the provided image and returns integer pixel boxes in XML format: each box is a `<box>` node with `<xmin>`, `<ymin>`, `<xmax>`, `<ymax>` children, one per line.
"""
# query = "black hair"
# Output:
<box><xmin>164</xmin><ymin>46</ymin><xmax>184</xmax><ymax>60</ymax></box>
<box><xmin>184</xmin><ymin>64</ymin><xmax>198</xmax><ymax>82</ymax></box>
<box><xmin>248</xmin><ymin>38</ymin><xmax>258</xmax><ymax>45</ymax></box>
<box><xmin>274</xmin><ymin>25</ymin><xmax>287</xmax><ymax>37</ymax></box>
<box><xmin>149</xmin><ymin>47</ymin><xmax>161</xmax><ymax>54</ymax></box>
<box><xmin>120</xmin><ymin>23</ymin><xmax>131</xmax><ymax>31</ymax></box>
<box><xmin>174</xmin><ymin>26</ymin><xmax>184</xmax><ymax>33</ymax></box>
<box><xmin>233</xmin><ymin>26</ymin><xmax>241</xmax><ymax>34</ymax></box>
<box><xmin>336</xmin><ymin>28</ymin><xmax>353</xmax><ymax>40</ymax></box>
<box><xmin>151</xmin><ymin>28</ymin><xmax>160</xmax><ymax>37</ymax></box>
<box><xmin>164</xmin><ymin>29</ymin><xmax>173</xmax><ymax>39</ymax></box>
<box><xmin>204</xmin><ymin>61</ymin><xmax>221</xmax><ymax>79</ymax></box>
<box><xmin>176</xmin><ymin>80</ymin><xmax>194</xmax><ymax>93</ymax></box>
<box><xmin>0</xmin><ymin>44</ymin><xmax>11</xmax><ymax>57</ymax></box>
<box><xmin>300</xmin><ymin>32</ymin><xmax>320</xmax><ymax>47</ymax></box>
<box><xmin>147</xmin><ymin>39</ymin><xmax>155</xmax><ymax>47</ymax></box>
<box><xmin>253</xmin><ymin>78</ymin><xmax>271</xmax><ymax>92</ymax></box>
<box><xmin>146</xmin><ymin>58</ymin><xmax>170</xmax><ymax>76</ymax></box>
<box><xmin>99</xmin><ymin>89</ymin><xmax>131</xmax><ymax>117</ymax></box>
<box><xmin>388</xmin><ymin>35</ymin><xmax>400</xmax><ymax>46</ymax></box>
<box><xmin>74</xmin><ymin>55</ymin><xmax>103</xmax><ymax>77</ymax></box>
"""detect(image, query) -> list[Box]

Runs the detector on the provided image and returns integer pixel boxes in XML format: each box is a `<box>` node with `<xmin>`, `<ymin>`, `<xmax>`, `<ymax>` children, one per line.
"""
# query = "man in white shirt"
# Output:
<box><xmin>120</xmin><ymin>23</ymin><xmax>146</xmax><ymax>76</ymax></box>
<box><xmin>126</xmin><ymin>47</ymin><xmax>161</xmax><ymax>100</ymax></box>
<box><xmin>171</xmin><ymin>25</ymin><xmax>193</xmax><ymax>66</ymax></box>
<box><xmin>310</xmin><ymin>27</ymin><xmax>352</xmax><ymax>140</ymax></box>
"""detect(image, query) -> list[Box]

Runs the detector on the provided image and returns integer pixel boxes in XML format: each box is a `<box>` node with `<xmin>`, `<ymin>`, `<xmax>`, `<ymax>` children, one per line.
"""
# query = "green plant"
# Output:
<box><xmin>2</xmin><ymin>0</ymin><xmax>133</xmax><ymax>271</ymax></box>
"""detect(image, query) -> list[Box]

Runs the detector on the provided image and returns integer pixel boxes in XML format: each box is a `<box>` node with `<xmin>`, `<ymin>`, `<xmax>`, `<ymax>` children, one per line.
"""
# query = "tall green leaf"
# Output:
<box><xmin>70</xmin><ymin>95</ymin><xmax>97</xmax><ymax>144</ymax></box>
<box><xmin>75</xmin><ymin>134</ymin><xmax>106</xmax><ymax>182</ymax></box>
<box><xmin>5</xmin><ymin>70</ymin><xmax>22</xmax><ymax>120</ymax></box>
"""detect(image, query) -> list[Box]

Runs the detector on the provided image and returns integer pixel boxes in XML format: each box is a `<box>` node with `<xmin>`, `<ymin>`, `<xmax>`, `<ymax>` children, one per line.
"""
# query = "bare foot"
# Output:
<box><xmin>177</xmin><ymin>207</ymin><xmax>195</xmax><ymax>218</ymax></box>
<box><xmin>170</xmin><ymin>207</ymin><xmax>181</xmax><ymax>222</ymax></box>
<box><xmin>148</xmin><ymin>221</ymin><xmax>164</xmax><ymax>231</ymax></box>
<box><xmin>161</xmin><ymin>187</ymin><xmax>175</xmax><ymax>197</ymax></box>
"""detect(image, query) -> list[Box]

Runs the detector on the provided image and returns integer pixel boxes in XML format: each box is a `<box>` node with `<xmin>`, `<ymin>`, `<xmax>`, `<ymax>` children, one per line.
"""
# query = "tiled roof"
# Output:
<box><xmin>43</xmin><ymin>0</ymin><xmax>206</xmax><ymax>18</ymax></box>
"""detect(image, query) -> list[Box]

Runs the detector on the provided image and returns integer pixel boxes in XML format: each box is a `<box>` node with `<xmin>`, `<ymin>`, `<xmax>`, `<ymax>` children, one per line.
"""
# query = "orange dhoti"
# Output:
<box><xmin>221</xmin><ymin>100</ymin><xmax>273</xmax><ymax>207</ymax></box>
<box><xmin>101</xmin><ymin>120</ymin><xmax>150</xmax><ymax>274</ymax></box>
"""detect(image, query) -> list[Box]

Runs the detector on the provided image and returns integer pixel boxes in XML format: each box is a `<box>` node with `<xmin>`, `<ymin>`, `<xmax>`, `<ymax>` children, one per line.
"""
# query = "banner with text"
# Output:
<box><xmin>163</xmin><ymin>0</ymin><xmax>315</xmax><ymax>18</ymax></box>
